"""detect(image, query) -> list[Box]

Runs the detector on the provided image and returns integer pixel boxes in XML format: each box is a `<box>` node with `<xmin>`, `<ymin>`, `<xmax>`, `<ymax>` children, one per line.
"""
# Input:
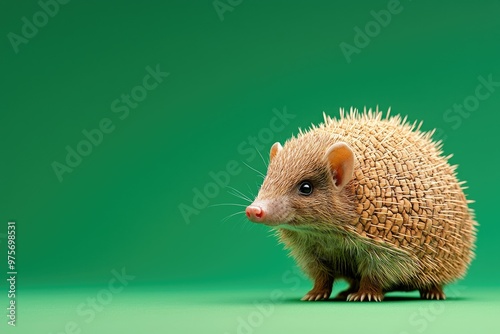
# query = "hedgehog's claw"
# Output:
<box><xmin>420</xmin><ymin>286</ymin><xmax>446</xmax><ymax>300</ymax></box>
<box><xmin>347</xmin><ymin>291</ymin><xmax>384</xmax><ymax>302</ymax></box>
<box><xmin>336</xmin><ymin>283</ymin><xmax>360</xmax><ymax>300</ymax></box>
<box><xmin>301</xmin><ymin>289</ymin><xmax>331</xmax><ymax>301</ymax></box>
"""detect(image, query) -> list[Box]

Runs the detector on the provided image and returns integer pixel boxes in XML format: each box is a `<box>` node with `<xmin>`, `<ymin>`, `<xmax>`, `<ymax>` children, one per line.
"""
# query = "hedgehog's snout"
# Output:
<box><xmin>246</xmin><ymin>205</ymin><xmax>265</xmax><ymax>222</ymax></box>
<box><xmin>246</xmin><ymin>198</ymin><xmax>291</xmax><ymax>226</ymax></box>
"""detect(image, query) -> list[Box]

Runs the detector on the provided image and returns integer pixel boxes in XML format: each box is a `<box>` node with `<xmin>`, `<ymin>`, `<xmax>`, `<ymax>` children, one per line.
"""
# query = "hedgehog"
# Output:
<box><xmin>245</xmin><ymin>108</ymin><xmax>477</xmax><ymax>302</ymax></box>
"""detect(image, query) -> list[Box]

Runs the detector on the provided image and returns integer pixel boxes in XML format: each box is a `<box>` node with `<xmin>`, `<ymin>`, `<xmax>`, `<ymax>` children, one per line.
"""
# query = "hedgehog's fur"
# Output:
<box><xmin>249</xmin><ymin>107</ymin><xmax>477</xmax><ymax>302</ymax></box>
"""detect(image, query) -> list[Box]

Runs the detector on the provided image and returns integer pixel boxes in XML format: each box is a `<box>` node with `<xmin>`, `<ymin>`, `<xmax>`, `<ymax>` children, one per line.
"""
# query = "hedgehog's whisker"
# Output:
<box><xmin>246</xmin><ymin>183</ymin><xmax>257</xmax><ymax>199</ymax></box>
<box><xmin>208</xmin><ymin>203</ymin><xmax>249</xmax><ymax>208</ymax></box>
<box><xmin>227</xmin><ymin>190</ymin><xmax>251</xmax><ymax>203</ymax></box>
<box><xmin>221</xmin><ymin>210</ymin><xmax>246</xmax><ymax>223</ymax></box>
<box><xmin>255</xmin><ymin>147</ymin><xmax>269</xmax><ymax>169</ymax></box>
<box><xmin>242</xmin><ymin>161</ymin><xmax>265</xmax><ymax>178</ymax></box>
<box><xmin>226</xmin><ymin>186</ymin><xmax>253</xmax><ymax>202</ymax></box>
<box><xmin>221</xmin><ymin>215</ymin><xmax>249</xmax><ymax>232</ymax></box>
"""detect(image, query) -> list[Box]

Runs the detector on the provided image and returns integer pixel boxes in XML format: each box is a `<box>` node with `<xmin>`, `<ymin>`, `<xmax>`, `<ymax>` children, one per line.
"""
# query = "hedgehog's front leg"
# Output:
<box><xmin>301</xmin><ymin>267</ymin><xmax>334</xmax><ymax>301</ymax></box>
<box><xmin>346</xmin><ymin>276</ymin><xmax>384</xmax><ymax>302</ymax></box>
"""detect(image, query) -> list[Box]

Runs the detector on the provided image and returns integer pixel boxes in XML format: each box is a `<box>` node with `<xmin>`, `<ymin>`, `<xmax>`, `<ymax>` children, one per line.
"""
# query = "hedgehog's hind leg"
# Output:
<box><xmin>420</xmin><ymin>285</ymin><xmax>446</xmax><ymax>300</ymax></box>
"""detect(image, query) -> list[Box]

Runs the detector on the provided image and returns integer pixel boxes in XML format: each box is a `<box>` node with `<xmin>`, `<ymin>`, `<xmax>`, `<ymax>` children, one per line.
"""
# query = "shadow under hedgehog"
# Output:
<box><xmin>245</xmin><ymin>108</ymin><xmax>477</xmax><ymax>302</ymax></box>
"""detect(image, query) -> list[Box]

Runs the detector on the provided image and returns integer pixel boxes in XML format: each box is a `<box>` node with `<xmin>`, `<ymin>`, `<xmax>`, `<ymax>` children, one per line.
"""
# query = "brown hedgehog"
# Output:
<box><xmin>245</xmin><ymin>108</ymin><xmax>477</xmax><ymax>302</ymax></box>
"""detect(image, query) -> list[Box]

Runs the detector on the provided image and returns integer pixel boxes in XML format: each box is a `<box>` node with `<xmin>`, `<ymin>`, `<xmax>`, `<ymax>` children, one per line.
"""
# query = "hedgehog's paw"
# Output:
<box><xmin>346</xmin><ymin>290</ymin><xmax>384</xmax><ymax>302</ymax></box>
<box><xmin>301</xmin><ymin>289</ymin><xmax>332</xmax><ymax>301</ymax></box>
<box><xmin>420</xmin><ymin>286</ymin><xmax>446</xmax><ymax>300</ymax></box>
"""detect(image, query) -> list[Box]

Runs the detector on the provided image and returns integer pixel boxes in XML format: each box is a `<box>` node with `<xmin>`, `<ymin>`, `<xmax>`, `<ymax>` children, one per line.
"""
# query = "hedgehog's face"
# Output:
<box><xmin>246</xmin><ymin>134</ymin><xmax>355</xmax><ymax>229</ymax></box>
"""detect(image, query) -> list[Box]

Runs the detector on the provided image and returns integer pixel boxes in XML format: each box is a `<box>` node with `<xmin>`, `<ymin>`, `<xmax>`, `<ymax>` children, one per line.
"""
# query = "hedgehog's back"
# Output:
<box><xmin>322</xmin><ymin>109</ymin><xmax>476</xmax><ymax>286</ymax></box>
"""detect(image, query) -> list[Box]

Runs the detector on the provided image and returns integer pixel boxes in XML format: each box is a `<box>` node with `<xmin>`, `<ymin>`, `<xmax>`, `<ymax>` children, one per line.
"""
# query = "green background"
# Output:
<box><xmin>1</xmin><ymin>0</ymin><xmax>499</xmax><ymax>333</ymax></box>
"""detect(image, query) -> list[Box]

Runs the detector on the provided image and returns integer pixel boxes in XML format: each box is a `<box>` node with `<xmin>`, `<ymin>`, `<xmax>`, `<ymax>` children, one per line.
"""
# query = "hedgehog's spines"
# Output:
<box><xmin>401</xmin><ymin>115</ymin><xmax>409</xmax><ymax>126</ymax></box>
<box><xmin>323</xmin><ymin>111</ymin><xmax>331</xmax><ymax>125</ymax></box>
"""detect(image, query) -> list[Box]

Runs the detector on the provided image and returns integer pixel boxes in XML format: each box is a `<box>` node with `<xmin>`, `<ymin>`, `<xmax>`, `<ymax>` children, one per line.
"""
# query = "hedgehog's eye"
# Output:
<box><xmin>298</xmin><ymin>181</ymin><xmax>313</xmax><ymax>196</ymax></box>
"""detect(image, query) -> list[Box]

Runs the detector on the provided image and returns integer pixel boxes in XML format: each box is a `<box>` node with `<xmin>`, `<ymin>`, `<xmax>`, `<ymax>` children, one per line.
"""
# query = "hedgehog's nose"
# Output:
<box><xmin>246</xmin><ymin>205</ymin><xmax>265</xmax><ymax>222</ymax></box>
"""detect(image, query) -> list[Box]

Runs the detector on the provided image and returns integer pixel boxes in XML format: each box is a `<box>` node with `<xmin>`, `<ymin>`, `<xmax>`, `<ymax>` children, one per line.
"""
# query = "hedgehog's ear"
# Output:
<box><xmin>270</xmin><ymin>142</ymin><xmax>283</xmax><ymax>161</ymax></box>
<box><xmin>325</xmin><ymin>142</ymin><xmax>354</xmax><ymax>191</ymax></box>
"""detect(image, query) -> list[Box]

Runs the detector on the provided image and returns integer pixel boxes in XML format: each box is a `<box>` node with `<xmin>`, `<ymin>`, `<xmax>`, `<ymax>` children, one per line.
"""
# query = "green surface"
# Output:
<box><xmin>15</xmin><ymin>285</ymin><xmax>500</xmax><ymax>334</ymax></box>
<box><xmin>1</xmin><ymin>0</ymin><xmax>500</xmax><ymax>333</ymax></box>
